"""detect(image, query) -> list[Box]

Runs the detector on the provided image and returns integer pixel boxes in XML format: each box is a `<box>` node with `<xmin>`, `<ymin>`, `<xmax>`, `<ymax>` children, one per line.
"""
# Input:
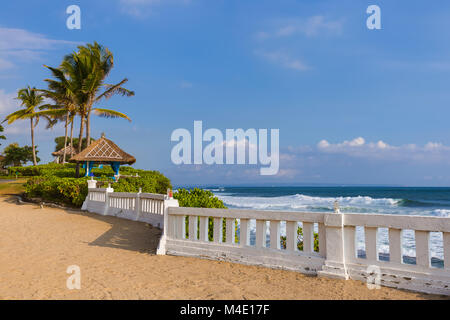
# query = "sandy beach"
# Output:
<box><xmin>0</xmin><ymin>196</ymin><xmax>446</xmax><ymax>300</ymax></box>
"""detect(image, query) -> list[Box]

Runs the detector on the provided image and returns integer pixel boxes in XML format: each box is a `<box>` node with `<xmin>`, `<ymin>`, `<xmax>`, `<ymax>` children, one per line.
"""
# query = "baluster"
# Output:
<box><xmin>318</xmin><ymin>222</ymin><xmax>327</xmax><ymax>257</ymax></box>
<box><xmin>365</xmin><ymin>227</ymin><xmax>378</xmax><ymax>261</ymax></box>
<box><xmin>255</xmin><ymin>220</ymin><xmax>267</xmax><ymax>248</ymax></box>
<box><xmin>240</xmin><ymin>219</ymin><xmax>250</xmax><ymax>246</ymax></box>
<box><xmin>270</xmin><ymin>220</ymin><xmax>280</xmax><ymax>249</ymax></box>
<box><xmin>389</xmin><ymin>228</ymin><xmax>402</xmax><ymax>263</ymax></box>
<box><xmin>188</xmin><ymin>216</ymin><xmax>197</xmax><ymax>240</ymax></box>
<box><xmin>415</xmin><ymin>230</ymin><xmax>430</xmax><ymax>267</ymax></box>
<box><xmin>344</xmin><ymin>226</ymin><xmax>356</xmax><ymax>261</ymax></box>
<box><xmin>199</xmin><ymin>217</ymin><xmax>209</xmax><ymax>241</ymax></box>
<box><xmin>286</xmin><ymin>221</ymin><xmax>298</xmax><ymax>251</ymax></box>
<box><xmin>444</xmin><ymin>232</ymin><xmax>450</xmax><ymax>271</ymax></box>
<box><xmin>213</xmin><ymin>218</ymin><xmax>222</xmax><ymax>243</ymax></box>
<box><xmin>302</xmin><ymin>222</ymin><xmax>314</xmax><ymax>253</ymax></box>
<box><xmin>167</xmin><ymin>214</ymin><xmax>176</xmax><ymax>238</ymax></box>
<box><xmin>176</xmin><ymin>215</ymin><xmax>185</xmax><ymax>240</ymax></box>
<box><xmin>226</xmin><ymin>218</ymin><xmax>235</xmax><ymax>244</ymax></box>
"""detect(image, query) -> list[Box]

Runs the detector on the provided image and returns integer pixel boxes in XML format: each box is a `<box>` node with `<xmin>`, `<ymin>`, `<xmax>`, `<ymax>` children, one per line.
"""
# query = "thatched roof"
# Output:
<box><xmin>52</xmin><ymin>144</ymin><xmax>77</xmax><ymax>157</ymax></box>
<box><xmin>69</xmin><ymin>134</ymin><xmax>136</xmax><ymax>165</ymax></box>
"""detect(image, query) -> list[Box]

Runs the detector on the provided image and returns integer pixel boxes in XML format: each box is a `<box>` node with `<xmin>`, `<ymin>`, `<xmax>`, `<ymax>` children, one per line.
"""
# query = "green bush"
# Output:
<box><xmin>111</xmin><ymin>171</ymin><xmax>172</xmax><ymax>194</ymax></box>
<box><xmin>173</xmin><ymin>188</ymin><xmax>233</xmax><ymax>242</ymax></box>
<box><xmin>24</xmin><ymin>176</ymin><xmax>88</xmax><ymax>207</ymax></box>
<box><xmin>280</xmin><ymin>227</ymin><xmax>320</xmax><ymax>252</ymax></box>
<box><xmin>20</xmin><ymin>164</ymin><xmax>172</xmax><ymax>207</ymax></box>
<box><xmin>8</xmin><ymin>163</ymin><xmax>76</xmax><ymax>177</ymax></box>
<box><xmin>174</xmin><ymin>188</ymin><xmax>227</xmax><ymax>208</ymax></box>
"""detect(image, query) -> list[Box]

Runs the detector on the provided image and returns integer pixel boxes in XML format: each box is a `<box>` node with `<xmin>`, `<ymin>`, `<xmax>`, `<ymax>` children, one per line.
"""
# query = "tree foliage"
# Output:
<box><xmin>0</xmin><ymin>124</ymin><xmax>5</xmax><ymax>145</ymax></box>
<box><xmin>54</xmin><ymin>136</ymin><xmax>94</xmax><ymax>152</ymax></box>
<box><xmin>3</xmin><ymin>143</ymin><xmax>40</xmax><ymax>167</ymax></box>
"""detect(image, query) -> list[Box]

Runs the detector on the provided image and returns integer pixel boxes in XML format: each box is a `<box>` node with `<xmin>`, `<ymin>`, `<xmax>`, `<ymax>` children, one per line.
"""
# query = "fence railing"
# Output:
<box><xmin>81</xmin><ymin>182</ymin><xmax>450</xmax><ymax>295</ymax></box>
<box><xmin>81</xmin><ymin>182</ymin><xmax>178</xmax><ymax>228</ymax></box>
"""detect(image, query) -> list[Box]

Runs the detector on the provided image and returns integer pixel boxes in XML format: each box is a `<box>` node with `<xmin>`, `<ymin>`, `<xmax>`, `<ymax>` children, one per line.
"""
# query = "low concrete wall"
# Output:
<box><xmin>81</xmin><ymin>183</ymin><xmax>178</xmax><ymax>229</ymax></box>
<box><xmin>82</xmin><ymin>183</ymin><xmax>450</xmax><ymax>295</ymax></box>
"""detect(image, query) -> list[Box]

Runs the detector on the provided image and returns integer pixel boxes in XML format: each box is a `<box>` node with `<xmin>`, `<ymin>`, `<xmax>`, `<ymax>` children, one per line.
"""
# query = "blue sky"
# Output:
<box><xmin>1</xmin><ymin>0</ymin><xmax>450</xmax><ymax>186</ymax></box>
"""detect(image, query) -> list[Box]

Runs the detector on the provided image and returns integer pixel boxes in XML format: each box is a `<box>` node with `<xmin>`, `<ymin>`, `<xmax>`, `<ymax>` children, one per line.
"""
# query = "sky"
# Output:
<box><xmin>1</xmin><ymin>0</ymin><xmax>450</xmax><ymax>186</ymax></box>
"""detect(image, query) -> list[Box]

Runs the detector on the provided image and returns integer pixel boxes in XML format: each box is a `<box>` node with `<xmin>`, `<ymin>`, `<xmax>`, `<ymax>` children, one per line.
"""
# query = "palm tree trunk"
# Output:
<box><xmin>75</xmin><ymin>114</ymin><xmax>85</xmax><ymax>178</ymax></box>
<box><xmin>70</xmin><ymin>116</ymin><xmax>74</xmax><ymax>150</ymax></box>
<box><xmin>86</xmin><ymin>109</ymin><xmax>91</xmax><ymax>147</ymax></box>
<box><xmin>78</xmin><ymin>114</ymin><xmax>85</xmax><ymax>153</ymax></box>
<box><xmin>62</xmin><ymin>111</ymin><xmax>69</xmax><ymax>164</ymax></box>
<box><xmin>30</xmin><ymin>118</ymin><xmax>37</xmax><ymax>166</ymax></box>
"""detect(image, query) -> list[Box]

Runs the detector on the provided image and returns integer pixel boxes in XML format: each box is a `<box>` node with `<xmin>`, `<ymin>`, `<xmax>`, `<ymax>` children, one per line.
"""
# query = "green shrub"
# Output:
<box><xmin>174</xmin><ymin>188</ymin><xmax>233</xmax><ymax>241</ymax></box>
<box><xmin>21</xmin><ymin>166</ymin><xmax>171</xmax><ymax>207</ymax></box>
<box><xmin>8</xmin><ymin>163</ymin><xmax>76</xmax><ymax>177</ymax></box>
<box><xmin>280</xmin><ymin>227</ymin><xmax>320</xmax><ymax>252</ymax></box>
<box><xmin>111</xmin><ymin>171</ymin><xmax>172</xmax><ymax>194</ymax></box>
<box><xmin>174</xmin><ymin>188</ymin><xmax>227</xmax><ymax>208</ymax></box>
<box><xmin>24</xmin><ymin>176</ymin><xmax>88</xmax><ymax>207</ymax></box>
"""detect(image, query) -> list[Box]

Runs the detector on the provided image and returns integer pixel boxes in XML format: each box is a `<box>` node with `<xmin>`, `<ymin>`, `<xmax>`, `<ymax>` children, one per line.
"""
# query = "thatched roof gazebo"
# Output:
<box><xmin>69</xmin><ymin>134</ymin><xmax>136</xmax><ymax>177</ymax></box>
<box><xmin>52</xmin><ymin>144</ymin><xmax>77</xmax><ymax>164</ymax></box>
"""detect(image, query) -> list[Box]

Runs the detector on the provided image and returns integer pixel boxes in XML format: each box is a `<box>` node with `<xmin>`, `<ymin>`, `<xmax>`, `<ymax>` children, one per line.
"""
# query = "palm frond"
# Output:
<box><xmin>93</xmin><ymin>108</ymin><xmax>131</xmax><ymax>122</ymax></box>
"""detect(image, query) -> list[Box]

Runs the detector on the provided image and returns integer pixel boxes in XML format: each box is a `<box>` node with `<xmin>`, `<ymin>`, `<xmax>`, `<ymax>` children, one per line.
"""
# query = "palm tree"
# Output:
<box><xmin>0</xmin><ymin>124</ymin><xmax>6</xmax><ymax>145</ymax></box>
<box><xmin>37</xmin><ymin>68</ymin><xmax>78</xmax><ymax>163</ymax></box>
<box><xmin>3</xmin><ymin>87</ymin><xmax>46</xmax><ymax>165</ymax></box>
<box><xmin>60</xmin><ymin>42</ymin><xmax>134</xmax><ymax>152</ymax></box>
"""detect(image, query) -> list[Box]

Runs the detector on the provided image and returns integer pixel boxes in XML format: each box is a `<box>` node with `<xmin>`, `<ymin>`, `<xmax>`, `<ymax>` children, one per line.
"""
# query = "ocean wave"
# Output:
<box><xmin>218</xmin><ymin>193</ymin><xmax>399</xmax><ymax>212</ymax></box>
<box><xmin>396</xmin><ymin>199</ymin><xmax>450</xmax><ymax>208</ymax></box>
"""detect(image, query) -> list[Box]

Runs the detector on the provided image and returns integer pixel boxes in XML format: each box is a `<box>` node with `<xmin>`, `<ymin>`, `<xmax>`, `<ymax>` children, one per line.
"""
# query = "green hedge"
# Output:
<box><xmin>173</xmin><ymin>188</ymin><xmax>232</xmax><ymax>241</ymax></box>
<box><xmin>174</xmin><ymin>188</ymin><xmax>227</xmax><ymax>208</ymax></box>
<box><xmin>24</xmin><ymin>176</ymin><xmax>88</xmax><ymax>207</ymax></box>
<box><xmin>8</xmin><ymin>163</ymin><xmax>77</xmax><ymax>177</ymax></box>
<box><xmin>18</xmin><ymin>164</ymin><xmax>172</xmax><ymax>207</ymax></box>
<box><xmin>111</xmin><ymin>171</ymin><xmax>172</xmax><ymax>194</ymax></box>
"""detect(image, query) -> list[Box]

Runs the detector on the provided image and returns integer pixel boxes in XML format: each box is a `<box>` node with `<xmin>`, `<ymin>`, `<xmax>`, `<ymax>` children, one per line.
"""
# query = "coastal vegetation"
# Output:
<box><xmin>0</xmin><ymin>41</ymin><xmax>224</xmax><ymax>214</ymax></box>
<box><xmin>2</xmin><ymin>143</ymin><xmax>39</xmax><ymax>167</ymax></box>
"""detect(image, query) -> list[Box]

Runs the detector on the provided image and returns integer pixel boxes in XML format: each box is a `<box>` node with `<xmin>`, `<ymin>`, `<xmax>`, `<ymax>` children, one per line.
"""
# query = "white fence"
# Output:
<box><xmin>81</xmin><ymin>182</ymin><xmax>178</xmax><ymax>228</ymax></box>
<box><xmin>82</xmin><ymin>183</ymin><xmax>450</xmax><ymax>295</ymax></box>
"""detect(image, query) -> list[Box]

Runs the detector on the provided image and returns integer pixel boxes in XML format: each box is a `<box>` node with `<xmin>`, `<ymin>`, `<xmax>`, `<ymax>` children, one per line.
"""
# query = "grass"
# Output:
<box><xmin>0</xmin><ymin>179</ymin><xmax>26</xmax><ymax>196</ymax></box>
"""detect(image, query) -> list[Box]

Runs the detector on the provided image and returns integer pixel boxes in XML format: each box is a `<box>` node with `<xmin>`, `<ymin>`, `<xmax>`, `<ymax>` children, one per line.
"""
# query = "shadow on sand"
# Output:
<box><xmin>3</xmin><ymin>195</ymin><xmax>163</xmax><ymax>254</ymax></box>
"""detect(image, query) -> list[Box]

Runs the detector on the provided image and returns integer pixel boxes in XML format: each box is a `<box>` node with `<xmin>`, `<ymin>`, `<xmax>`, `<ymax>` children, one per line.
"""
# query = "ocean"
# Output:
<box><xmin>205</xmin><ymin>186</ymin><xmax>450</xmax><ymax>267</ymax></box>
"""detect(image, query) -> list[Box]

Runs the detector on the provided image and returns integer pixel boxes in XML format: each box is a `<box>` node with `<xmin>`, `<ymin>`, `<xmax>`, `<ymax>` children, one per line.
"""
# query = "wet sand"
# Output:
<box><xmin>0</xmin><ymin>196</ymin><xmax>446</xmax><ymax>300</ymax></box>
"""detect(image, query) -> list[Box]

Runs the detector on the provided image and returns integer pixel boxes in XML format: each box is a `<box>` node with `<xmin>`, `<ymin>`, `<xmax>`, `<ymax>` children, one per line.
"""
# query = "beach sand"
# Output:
<box><xmin>0</xmin><ymin>196</ymin><xmax>447</xmax><ymax>300</ymax></box>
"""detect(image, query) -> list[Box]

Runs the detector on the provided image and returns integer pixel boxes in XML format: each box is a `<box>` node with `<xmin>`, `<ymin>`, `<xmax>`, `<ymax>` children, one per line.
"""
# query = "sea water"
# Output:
<box><xmin>205</xmin><ymin>186</ymin><xmax>450</xmax><ymax>268</ymax></box>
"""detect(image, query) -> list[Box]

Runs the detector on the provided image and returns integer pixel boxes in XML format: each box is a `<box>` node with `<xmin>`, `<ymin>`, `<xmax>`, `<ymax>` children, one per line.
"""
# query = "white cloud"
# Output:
<box><xmin>0</xmin><ymin>28</ymin><xmax>77</xmax><ymax>71</ymax></box>
<box><xmin>257</xmin><ymin>15</ymin><xmax>344</xmax><ymax>40</ymax></box>
<box><xmin>313</xmin><ymin>137</ymin><xmax>450</xmax><ymax>163</ymax></box>
<box><xmin>255</xmin><ymin>50</ymin><xmax>309</xmax><ymax>71</ymax></box>
<box><xmin>0</xmin><ymin>89</ymin><xmax>18</xmax><ymax>115</ymax></box>
<box><xmin>119</xmin><ymin>0</ymin><xmax>191</xmax><ymax>18</ymax></box>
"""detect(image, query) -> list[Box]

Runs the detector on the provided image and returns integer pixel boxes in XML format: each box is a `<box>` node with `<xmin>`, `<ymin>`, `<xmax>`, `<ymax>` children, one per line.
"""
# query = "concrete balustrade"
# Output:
<box><xmin>81</xmin><ymin>181</ymin><xmax>450</xmax><ymax>295</ymax></box>
<box><xmin>81</xmin><ymin>179</ymin><xmax>178</xmax><ymax>229</ymax></box>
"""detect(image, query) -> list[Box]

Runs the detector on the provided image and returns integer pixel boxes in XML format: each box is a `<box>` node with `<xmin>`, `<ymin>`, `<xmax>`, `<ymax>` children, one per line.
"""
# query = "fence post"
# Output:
<box><xmin>87</xmin><ymin>177</ymin><xmax>97</xmax><ymax>189</ymax></box>
<box><xmin>135</xmin><ymin>188</ymin><xmax>142</xmax><ymax>221</ymax></box>
<box><xmin>156</xmin><ymin>194</ymin><xmax>179</xmax><ymax>256</ymax></box>
<box><xmin>102</xmin><ymin>184</ymin><xmax>114</xmax><ymax>216</ymax></box>
<box><xmin>317</xmin><ymin>201</ymin><xmax>349</xmax><ymax>280</ymax></box>
<box><xmin>81</xmin><ymin>178</ymin><xmax>98</xmax><ymax>210</ymax></box>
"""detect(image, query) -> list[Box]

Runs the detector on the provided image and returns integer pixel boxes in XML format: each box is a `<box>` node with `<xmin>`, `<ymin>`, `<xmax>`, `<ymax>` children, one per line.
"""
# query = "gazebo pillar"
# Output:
<box><xmin>111</xmin><ymin>161</ymin><xmax>121</xmax><ymax>176</ymax></box>
<box><xmin>84</xmin><ymin>161</ymin><xmax>95</xmax><ymax>177</ymax></box>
